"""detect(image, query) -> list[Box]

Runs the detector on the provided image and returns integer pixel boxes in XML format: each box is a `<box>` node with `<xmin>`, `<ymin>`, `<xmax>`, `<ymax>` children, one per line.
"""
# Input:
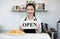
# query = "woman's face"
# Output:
<box><xmin>26</xmin><ymin>6</ymin><xmax>35</xmax><ymax>16</ymax></box>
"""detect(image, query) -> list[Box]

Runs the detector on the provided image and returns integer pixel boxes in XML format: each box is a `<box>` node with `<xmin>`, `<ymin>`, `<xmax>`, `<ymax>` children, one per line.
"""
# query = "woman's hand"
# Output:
<box><xmin>35</xmin><ymin>24</ymin><xmax>40</xmax><ymax>32</ymax></box>
<box><xmin>19</xmin><ymin>26</ymin><xmax>24</xmax><ymax>31</ymax></box>
<box><xmin>35</xmin><ymin>26</ymin><xmax>39</xmax><ymax>31</ymax></box>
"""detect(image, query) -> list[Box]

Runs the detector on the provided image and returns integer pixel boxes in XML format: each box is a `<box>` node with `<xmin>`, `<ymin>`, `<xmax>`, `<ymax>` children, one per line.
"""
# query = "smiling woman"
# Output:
<box><xmin>19</xmin><ymin>3</ymin><xmax>41</xmax><ymax>33</ymax></box>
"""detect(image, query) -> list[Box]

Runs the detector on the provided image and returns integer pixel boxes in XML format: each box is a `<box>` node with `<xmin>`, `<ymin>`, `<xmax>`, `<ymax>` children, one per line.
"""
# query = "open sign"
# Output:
<box><xmin>21</xmin><ymin>21</ymin><xmax>37</xmax><ymax>29</ymax></box>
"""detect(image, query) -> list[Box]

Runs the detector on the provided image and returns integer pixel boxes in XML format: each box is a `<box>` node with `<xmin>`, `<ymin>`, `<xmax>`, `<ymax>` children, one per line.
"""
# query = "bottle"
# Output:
<box><xmin>43</xmin><ymin>3</ymin><xmax>45</xmax><ymax>10</ymax></box>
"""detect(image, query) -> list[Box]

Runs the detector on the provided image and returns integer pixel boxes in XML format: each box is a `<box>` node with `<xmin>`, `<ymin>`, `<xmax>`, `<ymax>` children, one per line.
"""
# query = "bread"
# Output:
<box><xmin>8</xmin><ymin>29</ymin><xmax>24</xmax><ymax>34</ymax></box>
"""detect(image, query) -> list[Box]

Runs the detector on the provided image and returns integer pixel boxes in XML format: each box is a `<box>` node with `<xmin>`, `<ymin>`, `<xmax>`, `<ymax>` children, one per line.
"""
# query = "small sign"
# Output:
<box><xmin>21</xmin><ymin>21</ymin><xmax>37</xmax><ymax>29</ymax></box>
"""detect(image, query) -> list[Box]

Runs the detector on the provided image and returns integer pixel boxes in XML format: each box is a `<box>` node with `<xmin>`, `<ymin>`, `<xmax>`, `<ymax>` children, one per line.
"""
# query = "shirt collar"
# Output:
<box><xmin>26</xmin><ymin>16</ymin><xmax>36</xmax><ymax>20</ymax></box>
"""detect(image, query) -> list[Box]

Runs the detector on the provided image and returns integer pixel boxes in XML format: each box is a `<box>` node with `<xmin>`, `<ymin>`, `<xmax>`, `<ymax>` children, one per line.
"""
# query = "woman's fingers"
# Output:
<box><xmin>20</xmin><ymin>26</ymin><xmax>23</xmax><ymax>30</ymax></box>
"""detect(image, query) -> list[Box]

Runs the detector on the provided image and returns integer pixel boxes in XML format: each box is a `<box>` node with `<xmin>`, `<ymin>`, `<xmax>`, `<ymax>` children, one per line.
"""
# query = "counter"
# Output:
<box><xmin>0</xmin><ymin>30</ymin><xmax>51</xmax><ymax>39</ymax></box>
<box><xmin>0</xmin><ymin>33</ymin><xmax>51</xmax><ymax>39</ymax></box>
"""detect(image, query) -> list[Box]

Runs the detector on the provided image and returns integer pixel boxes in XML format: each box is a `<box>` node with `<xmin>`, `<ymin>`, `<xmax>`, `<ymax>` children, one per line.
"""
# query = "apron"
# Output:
<box><xmin>23</xmin><ymin>17</ymin><xmax>37</xmax><ymax>33</ymax></box>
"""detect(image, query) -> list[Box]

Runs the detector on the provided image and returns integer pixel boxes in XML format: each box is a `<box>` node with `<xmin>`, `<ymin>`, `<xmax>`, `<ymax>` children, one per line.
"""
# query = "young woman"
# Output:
<box><xmin>20</xmin><ymin>3</ymin><xmax>41</xmax><ymax>33</ymax></box>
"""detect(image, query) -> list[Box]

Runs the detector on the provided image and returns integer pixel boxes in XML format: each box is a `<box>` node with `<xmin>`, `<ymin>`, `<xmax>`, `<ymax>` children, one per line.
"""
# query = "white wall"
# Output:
<box><xmin>0</xmin><ymin>0</ymin><xmax>60</xmax><ymax>30</ymax></box>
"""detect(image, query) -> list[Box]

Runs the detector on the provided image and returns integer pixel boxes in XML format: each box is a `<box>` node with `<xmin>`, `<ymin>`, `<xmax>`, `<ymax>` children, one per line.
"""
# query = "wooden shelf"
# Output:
<box><xmin>11</xmin><ymin>9</ymin><xmax>48</xmax><ymax>12</ymax></box>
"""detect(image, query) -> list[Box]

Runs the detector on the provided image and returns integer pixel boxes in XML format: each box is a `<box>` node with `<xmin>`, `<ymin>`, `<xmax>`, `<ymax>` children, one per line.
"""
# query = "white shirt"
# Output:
<box><xmin>20</xmin><ymin>17</ymin><xmax>41</xmax><ymax>32</ymax></box>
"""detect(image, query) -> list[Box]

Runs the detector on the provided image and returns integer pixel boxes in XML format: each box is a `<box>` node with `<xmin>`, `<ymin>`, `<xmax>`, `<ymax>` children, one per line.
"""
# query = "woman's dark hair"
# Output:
<box><xmin>26</xmin><ymin>3</ymin><xmax>36</xmax><ymax>16</ymax></box>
